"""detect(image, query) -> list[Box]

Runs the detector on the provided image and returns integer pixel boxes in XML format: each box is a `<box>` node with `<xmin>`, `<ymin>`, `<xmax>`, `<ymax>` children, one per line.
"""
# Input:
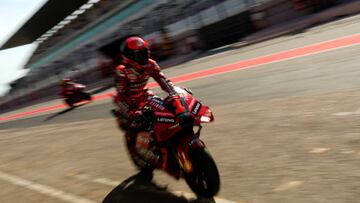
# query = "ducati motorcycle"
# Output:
<box><xmin>117</xmin><ymin>86</ymin><xmax>220</xmax><ymax>198</ymax></box>
<box><xmin>61</xmin><ymin>83</ymin><xmax>92</xmax><ymax>107</ymax></box>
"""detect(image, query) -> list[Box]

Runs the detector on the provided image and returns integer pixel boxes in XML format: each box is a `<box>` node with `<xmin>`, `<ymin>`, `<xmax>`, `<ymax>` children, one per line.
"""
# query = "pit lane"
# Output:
<box><xmin>0</xmin><ymin>15</ymin><xmax>360</xmax><ymax>203</ymax></box>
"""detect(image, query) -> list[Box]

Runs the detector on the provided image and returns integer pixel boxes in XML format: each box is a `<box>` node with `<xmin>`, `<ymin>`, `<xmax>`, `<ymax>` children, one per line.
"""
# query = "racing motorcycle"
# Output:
<box><xmin>116</xmin><ymin>86</ymin><xmax>220</xmax><ymax>198</ymax></box>
<box><xmin>61</xmin><ymin>83</ymin><xmax>92</xmax><ymax>107</ymax></box>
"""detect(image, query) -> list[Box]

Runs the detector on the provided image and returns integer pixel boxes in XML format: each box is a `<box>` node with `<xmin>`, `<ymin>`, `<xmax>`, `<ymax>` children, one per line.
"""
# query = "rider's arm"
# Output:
<box><xmin>114</xmin><ymin>65</ymin><xmax>128</xmax><ymax>94</ymax></box>
<box><xmin>149</xmin><ymin>60</ymin><xmax>176</xmax><ymax>95</ymax></box>
<box><xmin>113</xmin><ymin>65</ymin><xmax>134</xmax><ymax>118</ymax></box>
<box><xmin>150</xmin><ymin>60</ymin><xmax>187</xmax><ymax>115</ymax></box>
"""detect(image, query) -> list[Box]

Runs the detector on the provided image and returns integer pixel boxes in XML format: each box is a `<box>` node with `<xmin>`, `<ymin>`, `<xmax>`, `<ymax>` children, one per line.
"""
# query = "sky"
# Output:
<box><xmin>0</xmin><ymin>0</ymin><xmax>47</xmax><ymax>96</ymax></box>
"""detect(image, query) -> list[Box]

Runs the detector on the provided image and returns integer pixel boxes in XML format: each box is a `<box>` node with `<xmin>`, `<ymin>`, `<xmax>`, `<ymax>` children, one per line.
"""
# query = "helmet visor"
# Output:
<box><xmin>128</xmin><ymin>49</ymin><xmax>149</xmax><ymax>65</ymax></box>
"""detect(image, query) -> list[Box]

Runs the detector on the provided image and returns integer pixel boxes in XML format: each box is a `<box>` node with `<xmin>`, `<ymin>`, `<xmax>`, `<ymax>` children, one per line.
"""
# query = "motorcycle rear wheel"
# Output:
<box><xmin>185</xmin><ymin>148</ymin><xmax>220</xmax><ymax>198</ymax></box>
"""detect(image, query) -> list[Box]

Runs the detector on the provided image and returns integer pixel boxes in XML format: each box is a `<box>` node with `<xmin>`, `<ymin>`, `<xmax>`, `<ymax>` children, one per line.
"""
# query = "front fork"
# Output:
<box><xmin>176</xmin><ymin>125</ymin><xmax>205</xmax><ymax>174</ymax></box>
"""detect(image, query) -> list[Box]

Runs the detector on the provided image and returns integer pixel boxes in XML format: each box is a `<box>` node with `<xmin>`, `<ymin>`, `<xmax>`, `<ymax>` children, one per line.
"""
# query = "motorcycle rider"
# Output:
<box><xmin>60</xmin><ymin>78</ymin><xmax>77</xmax><ymax>97</ymax></box>
<box><xmin>59</xmin><ymin>77</ymin><xmax>92</xmax><ymax>105</ymax></box>
<box><xmin>112</xmin><ymin>36</ymin><xmax>192</xmax><ymax>174</ymax></box>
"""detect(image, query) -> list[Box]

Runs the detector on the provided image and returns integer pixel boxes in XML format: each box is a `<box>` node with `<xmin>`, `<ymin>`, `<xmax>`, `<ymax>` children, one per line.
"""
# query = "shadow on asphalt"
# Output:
<box><xmin>102</xmin><ymin>171</ymin><xmax>216</xmax><ymax>203</ymax></box>
<box><xmin>43</xmin><ymin>103</ymin><xmax>88</xmax><ymax>121</ymax></box>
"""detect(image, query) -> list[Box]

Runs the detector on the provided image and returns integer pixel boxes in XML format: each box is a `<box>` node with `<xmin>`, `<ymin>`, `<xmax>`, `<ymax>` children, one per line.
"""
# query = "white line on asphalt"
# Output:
<box><xmin>333</xmin><ymin>108</ymin><xmax>360</xmax><ymax>116</ymax></box>
<box><xmin>273</xmin><ymin>181</ymin><xmax>304</xmax><ymax>192</ymax></box>
<box><xmin>333</xmin><ymin>112</ymin><xmax>354</xmax><ymax>116</ymax></box>
<box><xmin>73</xmin><ymin>174</ymin><xmax>119</xmax><ymax>187</ymax></box>
<box><xmin>309</xmin><ymin>148</ymin><xmax>330</xmax><ymax>154</ymax></box>
<box><xmin>0</xmin><ymin>171</ymin><xmax>95</xmax><ymax>203</ymax></box>
<box><xmin>340</xmin><ymin>150</ymin><xmax>355</xmax><ymax>154</ymax></box>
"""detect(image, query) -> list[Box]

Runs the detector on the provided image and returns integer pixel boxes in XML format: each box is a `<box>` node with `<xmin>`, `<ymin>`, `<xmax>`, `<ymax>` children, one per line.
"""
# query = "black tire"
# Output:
<box><xmin>185</xmin><ymin>148</ymin><xmax>220</xmax><ymax>198</ymax></box>
<box><xmin>65</xmin><ymin>98</ymin><xmax>74</xmax><ymax>107</ymax></box>
<box><xmin>80</xmin><ymin>92</ymin><xmax>92</xmax><ymax>101</ymax></box>
<box><xmin>84</xmin><ymin>92</ymin><xmax>92</xmax><ymax>101</ymax></box>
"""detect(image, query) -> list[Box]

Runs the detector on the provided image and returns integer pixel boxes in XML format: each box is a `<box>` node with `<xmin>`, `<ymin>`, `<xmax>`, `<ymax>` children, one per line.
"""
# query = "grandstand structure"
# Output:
<box><xmin>0</xmin><ymin>0</ymin><xmax>264</xmax><ymax>103</ymax></box>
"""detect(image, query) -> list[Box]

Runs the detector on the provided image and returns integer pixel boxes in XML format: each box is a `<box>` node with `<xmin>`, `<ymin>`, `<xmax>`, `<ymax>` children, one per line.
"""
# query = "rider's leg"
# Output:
<box><xmin>135</xmin><ymin>131</ymin><xmax>162</xmax><ymax>168</ymax></box>
<box><xmin>125</xmin><ymin>131</ymin><xmax>147</xmax><ymax>169</ymax></box>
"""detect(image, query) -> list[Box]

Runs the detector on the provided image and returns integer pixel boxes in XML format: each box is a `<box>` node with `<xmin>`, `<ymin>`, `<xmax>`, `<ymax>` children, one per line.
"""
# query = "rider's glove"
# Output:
<box><xmin>165</xmin><ymin>94</ymin><xmax>186</xmax><ymax>115</ymax></box>
<box><xmin>165</xmin><ymin>94</ymin><xmax>194</xmax><ymax>127</ymax></box>
<box><xmin>129</xmin><ymin>110</ymin><xmax>145</xmax><ymax>129</ymax></box>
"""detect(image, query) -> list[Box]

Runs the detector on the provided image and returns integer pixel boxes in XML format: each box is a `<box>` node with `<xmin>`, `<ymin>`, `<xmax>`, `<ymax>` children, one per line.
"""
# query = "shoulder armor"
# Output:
<box><xmin>115</xmin><ymin>65</ymin><xmax>126</xmax><ymax>77</ymax></box>
<box><xmin>147</xmin><ymin>59</ymin><xmax>160</xmax><ymax>71</ymax></box>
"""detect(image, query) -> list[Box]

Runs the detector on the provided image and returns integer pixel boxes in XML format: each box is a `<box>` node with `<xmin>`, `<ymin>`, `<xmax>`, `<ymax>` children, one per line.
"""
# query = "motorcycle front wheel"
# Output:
<box><xmin>80</xmin><ymin>92</ymin><xmax>92</xmax><ymax>101</ymax></box>
<box><xmin>185</xmin><ymin>148</ymin><xmax>220</xmax><ymax>198</ymax></box>
<box><xmin>65</xmin><ymin>98</ymin><xmax>74</xmax><ymax>107</ymax></box>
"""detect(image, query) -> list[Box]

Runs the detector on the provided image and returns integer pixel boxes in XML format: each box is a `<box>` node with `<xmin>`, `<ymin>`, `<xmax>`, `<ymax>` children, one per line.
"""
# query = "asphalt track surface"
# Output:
<box><xmin>1</xmin><ymin>15</ymin><xmax>360</xmax><ymax>203</ymax></box>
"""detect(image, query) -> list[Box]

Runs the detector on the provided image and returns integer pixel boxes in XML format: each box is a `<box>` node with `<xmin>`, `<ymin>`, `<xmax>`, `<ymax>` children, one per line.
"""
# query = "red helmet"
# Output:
<box><xmin>120</xmin><ymin>36</ymin><xmax>150</xmax><ymax>67</ymax></box>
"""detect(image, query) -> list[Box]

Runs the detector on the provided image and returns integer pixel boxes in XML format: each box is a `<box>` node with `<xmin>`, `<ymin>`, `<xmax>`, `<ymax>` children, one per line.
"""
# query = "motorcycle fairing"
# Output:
<box><xmin>149</xmin><ymin>89</ymin><xmax>214</xmax><ymax>142</ymax></box>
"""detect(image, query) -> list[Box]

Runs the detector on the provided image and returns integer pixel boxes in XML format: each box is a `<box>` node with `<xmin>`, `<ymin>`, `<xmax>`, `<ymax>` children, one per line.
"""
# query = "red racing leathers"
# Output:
<box><xmin>113</xmin><ymin>59</ymin><xmax>181</xmax><ymax>119</ymax></box>
<box><xmin>113</xmin><ymin>58</ymin><xmax>187</xmax><ymax>169</ymax></box>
